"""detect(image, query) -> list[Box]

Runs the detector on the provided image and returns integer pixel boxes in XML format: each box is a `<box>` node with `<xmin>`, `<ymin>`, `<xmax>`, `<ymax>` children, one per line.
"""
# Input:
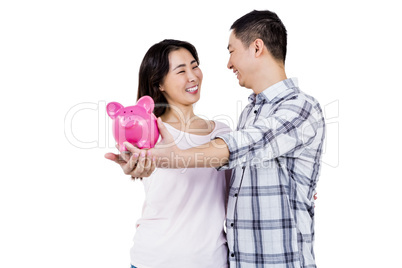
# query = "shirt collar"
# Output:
<box><xmin>248</xmin><ymin>77</ymin><xmax>299</xmax><ymax>105</ymax></box>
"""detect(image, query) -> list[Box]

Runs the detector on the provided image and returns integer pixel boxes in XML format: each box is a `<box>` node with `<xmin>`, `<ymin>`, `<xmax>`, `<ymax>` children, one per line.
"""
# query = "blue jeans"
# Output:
<box><xmin>131</xmin><ymin>265</ymin><xmax>137</xmax><ymax>268</ymax></box>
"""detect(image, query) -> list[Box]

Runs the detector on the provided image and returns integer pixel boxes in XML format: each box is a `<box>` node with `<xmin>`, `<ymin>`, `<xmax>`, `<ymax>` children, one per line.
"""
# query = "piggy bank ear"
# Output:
<box><xmin>107</xmin><ymin>102</ymin><xmax>124</xmax><ymax>119</ymax></box>
<box><xmin>137</xmin><ymin>96</ymin><xmax>155</xmax><ymax>114</ymax></box>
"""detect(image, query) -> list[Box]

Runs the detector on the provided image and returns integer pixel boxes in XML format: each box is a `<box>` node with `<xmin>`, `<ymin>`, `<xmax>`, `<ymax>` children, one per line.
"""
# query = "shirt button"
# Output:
<box><xmin>231</xmin><ymin>223</ymin><xmax>234</xmax><ymax>227</ymax></box>
<box><xmin>234</xmin><ymin>193</ymin><xmax>238</xmax><ymax>197</ymax></box>
<box><xmin>231</xmin><ymin>253</ymin><xmax>235</xmax><ymax>257</ymax></box>
<box><xmin>254</xmin><ymin>110</ymin><xmax>258</xmax><ymax>114</ymax></box>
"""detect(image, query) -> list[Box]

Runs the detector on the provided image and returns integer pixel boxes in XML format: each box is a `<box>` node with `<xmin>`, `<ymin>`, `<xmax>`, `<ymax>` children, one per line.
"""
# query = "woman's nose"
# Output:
<box><xmin>188</xmin><ymin>70</ymin><xmax>196</xmax><ymax>82</ymax></box>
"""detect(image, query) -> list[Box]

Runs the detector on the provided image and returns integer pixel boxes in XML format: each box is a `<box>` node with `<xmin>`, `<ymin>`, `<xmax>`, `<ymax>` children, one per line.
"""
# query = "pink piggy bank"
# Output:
<box><xmin>107</xmin><ymin>96</ymin><xmax>159</xmax><ymax>151</ymax></box>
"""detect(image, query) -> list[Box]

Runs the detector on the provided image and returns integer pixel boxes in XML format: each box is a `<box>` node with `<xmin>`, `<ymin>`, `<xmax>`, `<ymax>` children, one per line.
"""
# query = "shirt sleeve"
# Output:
<box><xmin>216</xmin><ymin>97</ymin><xmax>323</xmax><ymax>170</ymax></box>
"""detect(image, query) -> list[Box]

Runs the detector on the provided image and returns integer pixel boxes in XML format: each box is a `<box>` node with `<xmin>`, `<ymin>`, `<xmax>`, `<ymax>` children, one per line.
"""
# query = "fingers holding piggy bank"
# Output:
<box><xmin>107</xmin><ymin>96</ymin><xmax>159</xmax><ymax>152</ymax></box>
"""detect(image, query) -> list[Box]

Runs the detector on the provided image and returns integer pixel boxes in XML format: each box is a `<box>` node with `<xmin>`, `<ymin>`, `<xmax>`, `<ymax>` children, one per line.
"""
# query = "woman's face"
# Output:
<box><xmin>159</xmin><ymin>48</ymin><xmax>203</xmax><ymax>109</ymax></box>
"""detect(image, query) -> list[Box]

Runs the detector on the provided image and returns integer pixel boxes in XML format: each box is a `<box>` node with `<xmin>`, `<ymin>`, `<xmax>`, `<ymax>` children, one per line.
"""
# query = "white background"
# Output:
<box><xmin>1</xmin><ymin>0</ymin><xmax>401</xmax><ymax>267</ymax></box>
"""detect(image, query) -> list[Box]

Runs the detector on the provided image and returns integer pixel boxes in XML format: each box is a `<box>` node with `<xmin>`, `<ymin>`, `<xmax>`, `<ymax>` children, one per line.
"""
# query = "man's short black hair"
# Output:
<box><xmin>231</xmin><ymin>10</ymin><xmax>287</xmax><ymax>63</ymax></box>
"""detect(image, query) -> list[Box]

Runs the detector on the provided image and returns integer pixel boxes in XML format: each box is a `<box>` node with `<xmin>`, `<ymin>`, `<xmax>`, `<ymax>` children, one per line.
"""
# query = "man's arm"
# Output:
<box><xmin>124</xmin><ymin>118</ymin><xmax>230</xmax><ymax>169</ymax></box>
<box><xmin>124</xmin><ymin>96</ymin><xmax>324</xmax><ymax>171</ymax></box>
<box><xmin>176</xmin><ymin>138</ymin><xmax>230</xmax><ymax>168</ymax></box>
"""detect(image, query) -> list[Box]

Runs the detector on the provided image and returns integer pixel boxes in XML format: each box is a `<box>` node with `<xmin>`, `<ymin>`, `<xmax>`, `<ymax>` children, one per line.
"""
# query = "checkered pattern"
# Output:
<box><xmin>217</xmin><ymin>78</ymin><xmax>325</xmax><ymax>268</ymax></box>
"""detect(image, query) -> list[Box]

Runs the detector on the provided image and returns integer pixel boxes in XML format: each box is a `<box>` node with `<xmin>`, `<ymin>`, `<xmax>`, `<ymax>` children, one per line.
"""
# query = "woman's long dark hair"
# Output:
<box><xmin>137</xmin><ymin>39</ymin><xmax>200</xmax><ymax>117</ymax></box>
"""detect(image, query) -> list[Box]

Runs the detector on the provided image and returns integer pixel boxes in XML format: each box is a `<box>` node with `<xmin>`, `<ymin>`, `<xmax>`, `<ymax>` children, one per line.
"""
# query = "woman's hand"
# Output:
<box><xmin>121</xmin><ymin>117</ymin><xmax>182</xmax><ymax>169</ymax></box>
<box><xmin>104</xmin><ymin>145</ymin><xmax>156</xmax><ymax>179</ymax></box>
<box><xmin>148</xmin><ymin>117</ymin><xmax>181</xmax><ymax>168</ymax></box>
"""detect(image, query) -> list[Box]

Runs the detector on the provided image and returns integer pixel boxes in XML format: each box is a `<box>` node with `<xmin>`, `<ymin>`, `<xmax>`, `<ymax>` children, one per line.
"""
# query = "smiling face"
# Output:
<box><xmin>227</xmin><ymin>31</ymin><xmax>257</xmax><ymax>89</ymax></box>
<box><xmin>159</xmin><ymin>48</ymin><xmax>203</xmax><ymax>109</ymax></box>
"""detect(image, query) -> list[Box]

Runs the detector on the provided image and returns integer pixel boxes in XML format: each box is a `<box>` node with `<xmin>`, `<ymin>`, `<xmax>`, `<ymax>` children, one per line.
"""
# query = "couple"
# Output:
<box><xmin>105</xmin><ymin>10</ymin><xmax>325</xmax><ymax>268</ymax></box>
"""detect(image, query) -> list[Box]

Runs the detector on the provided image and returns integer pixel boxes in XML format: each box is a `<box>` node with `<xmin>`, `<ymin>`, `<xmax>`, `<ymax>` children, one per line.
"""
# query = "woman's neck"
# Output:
<box><xmin>160</xmin><ymin>106</ymin><xmax>196</xmax><ymax>125</ymax></box>
<box><xmin>160</xmin><ymin>105</ymin><xmax>215</xmax><ymax>135</ymax></box>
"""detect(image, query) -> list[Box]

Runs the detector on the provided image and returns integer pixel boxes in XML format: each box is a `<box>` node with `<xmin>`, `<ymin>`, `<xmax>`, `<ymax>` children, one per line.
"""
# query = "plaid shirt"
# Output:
<box><xmin>217</xmin><ymin>78</ymin><xmax>325</xmax><ymax>268</ymax></box>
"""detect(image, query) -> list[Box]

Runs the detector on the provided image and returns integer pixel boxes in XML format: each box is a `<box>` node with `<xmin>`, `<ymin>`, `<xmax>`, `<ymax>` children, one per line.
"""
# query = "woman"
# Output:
<box><xmin>106</xmin><ymin>39</ymin><xmax>230</xmax><ymax>268</ymax></box>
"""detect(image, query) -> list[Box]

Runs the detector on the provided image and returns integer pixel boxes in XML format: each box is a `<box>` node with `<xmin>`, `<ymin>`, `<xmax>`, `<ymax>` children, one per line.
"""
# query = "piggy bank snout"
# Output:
<box><xmin>120</xmin><ymin>115</ymin><xmax>138</xmax><ymax>128</ymax></box>
<box><xmin>124</xmin><ymin>120</ymin><xmax>136</xmax><ymax>128</ymax></box>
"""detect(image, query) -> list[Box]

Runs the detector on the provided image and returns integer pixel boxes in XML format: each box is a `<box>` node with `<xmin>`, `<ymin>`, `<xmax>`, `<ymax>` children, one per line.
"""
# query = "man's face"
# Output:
<box><xmin>227</xmin><ymin>31</ymin><xmax>255</xmax><ymax>89</ymax></box>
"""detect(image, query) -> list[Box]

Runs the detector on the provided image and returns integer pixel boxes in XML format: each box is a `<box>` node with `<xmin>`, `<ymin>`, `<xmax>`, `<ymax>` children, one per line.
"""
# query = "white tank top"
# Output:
<box><xmin>130</xmin><ymin>121</ymin><xmax>231</xmax><ymax>268</ymax></box>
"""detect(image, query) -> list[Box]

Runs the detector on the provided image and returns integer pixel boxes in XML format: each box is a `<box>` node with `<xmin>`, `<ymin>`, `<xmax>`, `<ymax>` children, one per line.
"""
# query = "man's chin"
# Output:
<box><xmin>238</xmin><ymin>80</ymin><xmax>250</xmax><ymax>89</ymax></box>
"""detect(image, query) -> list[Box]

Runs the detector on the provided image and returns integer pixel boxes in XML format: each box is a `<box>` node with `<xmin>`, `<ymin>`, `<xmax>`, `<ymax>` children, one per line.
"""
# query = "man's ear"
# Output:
<box><xmin>254</xmin><ymin>39</ymin><xmax>264</xmax><ymax>57</ymax></box>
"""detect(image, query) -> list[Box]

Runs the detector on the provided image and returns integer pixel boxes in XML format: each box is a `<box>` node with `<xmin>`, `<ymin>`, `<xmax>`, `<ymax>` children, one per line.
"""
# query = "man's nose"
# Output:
<box><xmin>227</xmin><ymin>59</ymin><xmax>233</xmax><ymax>70</ymax></box>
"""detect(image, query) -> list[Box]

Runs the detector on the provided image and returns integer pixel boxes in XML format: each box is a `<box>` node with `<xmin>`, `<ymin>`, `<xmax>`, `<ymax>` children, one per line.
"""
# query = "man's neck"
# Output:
<box><xmin>253</xmin><ymin>74</ymin><xmax>287</xmax><ymax>95</ymax></box>
<box><xmin>252</xmin><ymin>61</ymin><xmax>287</xmax><ymax>95</ymax></box>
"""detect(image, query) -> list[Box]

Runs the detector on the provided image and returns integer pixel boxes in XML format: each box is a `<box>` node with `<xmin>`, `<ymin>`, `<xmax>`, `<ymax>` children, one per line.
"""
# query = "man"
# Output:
<box><xmin>110</xmin><ymin>10</ymin><xmax>325</xmax><ymax>268</ymax></box>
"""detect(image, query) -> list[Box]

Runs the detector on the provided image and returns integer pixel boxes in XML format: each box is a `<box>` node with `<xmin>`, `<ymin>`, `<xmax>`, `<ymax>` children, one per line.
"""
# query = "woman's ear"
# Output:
<box><xmin>159</xmin><ymin>85</ymin><xmax>164</xmax><ymax>92</ymax></box>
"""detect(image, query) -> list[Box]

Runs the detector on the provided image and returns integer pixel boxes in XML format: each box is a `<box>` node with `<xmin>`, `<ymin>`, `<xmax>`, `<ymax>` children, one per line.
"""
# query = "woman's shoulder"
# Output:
<box><xmin>162</xmin><ymin>117</ymin><xmax>232</xmax><ymax>137</ymax></box>
<box><xmin>193</xmin><ymin>118</ymin><xmax>233</xmax><ymax>136</ymax></box>
<box><xmin>211</xmin><ymin>120</ymin><xmax>231</xmax><ymax>130</ymax></box>
<box><xmin>190</xmin><ymin>118</ymin><xmax>216</xmax><ymax>136</ymax></box>
<box><xmin>209</xmin><ymin>120</ymin><xmax>232</xmax><ymax>138</ymax></box>
<box><xmin>163</xmin><ymin>117</ymin><xmax>214</xmax><ymax>136</ymax></box>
